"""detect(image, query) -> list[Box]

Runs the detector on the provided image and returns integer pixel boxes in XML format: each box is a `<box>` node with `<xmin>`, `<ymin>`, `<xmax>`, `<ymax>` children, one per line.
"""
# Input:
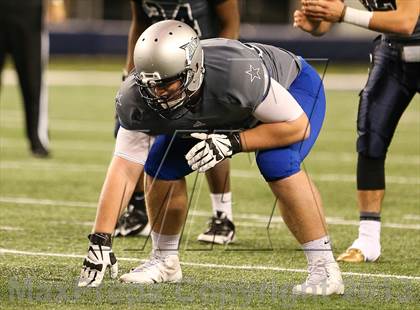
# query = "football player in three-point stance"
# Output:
<box><xmin>294</xmin><ymin>0</ymin><xmax>420</xmax><ymax>263</ymax></box>
<box><xmin>79</xmin><ymin>20</ymin><xmax>345</xmax><ymax>295</ymax></box>
<box><xmin>114</xmin><ymin>0</ymin><xmax>240</xmax><ymax>245</ymax></box>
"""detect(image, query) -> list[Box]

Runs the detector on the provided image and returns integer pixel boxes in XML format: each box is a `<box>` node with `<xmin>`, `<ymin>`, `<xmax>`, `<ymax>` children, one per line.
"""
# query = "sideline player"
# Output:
<box><xmin>78</xmin><ymin>20</ymin><xmax>345</xmax><ymax>295</ymax></box>
<box><xmin>0</xmin><ymin>0</ymin><xmax>51</xmax><ymax>157</ymax></box>
<box><xmin>114</xmin><ymin>0</ymin><xmax>240</xmax><ymax>245</ymax></box>
<box><xmin>294</xmin><ymin>0</ymin><xmax>420</xmax><ymax>262</ymax></box>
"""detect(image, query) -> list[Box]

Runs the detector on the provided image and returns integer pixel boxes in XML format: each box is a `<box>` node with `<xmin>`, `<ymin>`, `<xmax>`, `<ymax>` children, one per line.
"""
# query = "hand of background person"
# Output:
<box><xmin>293</xmin><ymin>9</ymin><xmax>322</xmax><ymax>32</ymax></box>
<box><xmin>301</xmin><ymin>0</ymin><xmax>346</xmax><ymax>23</ymax></box>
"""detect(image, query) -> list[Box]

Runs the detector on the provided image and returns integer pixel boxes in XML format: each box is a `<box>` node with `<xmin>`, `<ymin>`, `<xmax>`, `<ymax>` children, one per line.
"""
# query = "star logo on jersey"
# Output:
<box><xmin>115</xmin><ymin>92</ymin><xmax>123</xmax><ymax>106</ymax></box>
<box><xmin>245</xmin><ymin>65</ymin><xmax>261</xmax><ymax>83</ymax></box>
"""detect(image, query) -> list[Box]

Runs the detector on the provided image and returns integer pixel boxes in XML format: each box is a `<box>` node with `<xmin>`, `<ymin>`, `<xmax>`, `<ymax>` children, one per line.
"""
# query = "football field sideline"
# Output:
<box><xmin>0</xmin><ymin>248</ymin><xmax>419</xmax><ymax>281</ymax></box>
<box><xmin>1</xmin><ymin>196</ymin><xmax>419</xmax><ymax>230</ymax></box>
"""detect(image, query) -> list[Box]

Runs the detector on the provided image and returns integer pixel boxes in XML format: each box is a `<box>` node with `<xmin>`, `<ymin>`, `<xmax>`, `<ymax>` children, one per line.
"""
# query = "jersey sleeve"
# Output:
<box><xmin>253</xmin><ymin>78</ymin><xmax>304</xmax><ymax>123</ymax></box>
<box><xmin>114</xmin><ymin>127</ymin><xmax>154</xmax><ymax>165</ymax></box>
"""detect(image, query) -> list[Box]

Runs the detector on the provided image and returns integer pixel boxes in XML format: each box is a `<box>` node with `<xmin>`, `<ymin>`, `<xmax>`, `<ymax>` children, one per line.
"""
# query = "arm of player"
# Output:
<box><xmin>124</xmin><ymin>1</ymin><xmax>149</xmax><ymax>74</ymax></box>
<box><xmin>215</xmin><ymin>0</ymin><xmax>240</xmax><ymax>39</ymax></box>
<box><xmin>79</xmin><ymin>129</ymin><xmax>152</xmax><ymax>287</ymax></box>
<box><xmin>94</xmin><ymin>128</ymin><xmax>152</xmax><ymax>234</ymax></box>
<box><xmin>302</xmin><ymin>0</ymin><xmax>419</xmax><ymax>36</ymax></box>
<box><xmin>186</xmin><ymin>79</ymin><xmax>309</xmax><ymax>172</ymax></box>
<box><xmin>239</xmin><ymin>78</ymin><xmax>309</xmax><ymax>152</ymax></box>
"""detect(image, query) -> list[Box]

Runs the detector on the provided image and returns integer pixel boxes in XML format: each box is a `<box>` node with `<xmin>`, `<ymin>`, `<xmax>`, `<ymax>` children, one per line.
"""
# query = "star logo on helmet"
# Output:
<box><xmin>180</xmin><ymin>37</ymin><xmax>199</xmax><ymax>64</ymax></box>
<box><xmin>245</xmin><ymin>65</ymin><xmax>261</xmax><ymax>83</ymax></box>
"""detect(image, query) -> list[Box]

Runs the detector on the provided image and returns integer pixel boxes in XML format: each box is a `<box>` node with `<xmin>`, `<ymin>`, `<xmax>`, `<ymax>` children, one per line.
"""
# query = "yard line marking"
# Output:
<box><xmin>48</xmin><ymin>217</ymin><xmax>420</xmax><ymax>230</ymax></box>
<box><xmin>0</xmin><ymin>138</ymin><xmax>113</xmax><ymax>152</ymax></box>
<box><xmin>2</xmin><ymin>133</ymin><xmax>418</xmax><ymax>162</ymax></box>
<box><xmin>0</xmin><ymin>197</ymin><xmax>96</xmax><ymax>208</ymax></box>
<box><xmin>230</xmin><ymin>170</ymin><xmax>420</xmax><ymax>185</ymax></box>
<box><xmin>1</xmin><ymin>196</ymin><xmax>419</xmax><ymax>230</ymax></box>
<box><xmin>0</xmin><ymin>159</ymin><xmax>418</xmax><ymax>184</ymax></box>
<box><xmin>310</xmin><ymin>152</ymin><xmax>420</xmax><ymax>165</ymax></box>
<box><xmin>0</xmin><ymin>161</ymin><xmax>107</xmax><ymax>173</ymax></box>
<box><xmin>0</xmin><ymin>226</ymin><xmax>24</xmax><ymax>231</ymax></box>
<box><xmin>0</xmin><ymin>248</ymin><xmax>419</xmax><ymax>281</ymax></box>
<box><xmin>403</xmin><ymin>214</ymin><xmax>420</xmax><ymax>221</ymax></box>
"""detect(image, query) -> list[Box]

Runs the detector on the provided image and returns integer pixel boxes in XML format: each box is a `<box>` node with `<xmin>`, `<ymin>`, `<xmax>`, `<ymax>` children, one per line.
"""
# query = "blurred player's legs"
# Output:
<box><xmin>0</xmin><ymin>1</ymin><xmax>50</xmax><ymax>157</ymax></box>
<box><xmin>337</xmin><ymin>40</ymin><xmax>419</xmax><ymax>263</ymax></box>
<box><xmin>198</xmin><ymin>159</ymin><xmax>235</xmax><ymax>244</ymax></box>
<box><xmin>114</xmin><ymin>149</ymin><xmax>235</xmax><ymax>242</ymax></box>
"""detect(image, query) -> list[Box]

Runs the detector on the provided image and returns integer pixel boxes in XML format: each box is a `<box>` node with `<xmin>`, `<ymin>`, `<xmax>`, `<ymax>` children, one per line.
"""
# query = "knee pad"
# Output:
<box><xmin>357</xmin><ymin>153</ymin><xmax>385</xmax><ymax>190</ymax></box>
<box><xmin>357</xmin><ymin>131</ymin><xmax>389</xmax><ymax>159</ymax></box>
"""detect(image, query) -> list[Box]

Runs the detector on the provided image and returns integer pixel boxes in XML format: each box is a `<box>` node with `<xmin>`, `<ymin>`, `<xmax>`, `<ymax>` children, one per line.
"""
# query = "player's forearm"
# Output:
<box><xmin>239</xmin><ymin>113</ymin><xmax>310</xmax><ymax>152</ymax></box>
<box><xmin>93</xmin><ymin>156</ymin><xmax>143</xmax><ymax>234</ymax></box>
<box><xmin>216</xmin><ymin>0</ymin><xmax>240</xmax><ymax>39</ymax></box>
<box><xmin>369</xmin><ymin>10</ymin><xmax>418</xmax><ymax>36</ymax></box>
<box><xmin>218</xmin><ymin>24</ymin><xmax>240</xmax><ymax>40</ymax></box>
<box><xmin>125</xmin><ymin>20</ymin><xmax>142</xmax><ymax>73</ymax></box>
<box><xmin>302</xmin><ymin>0</ymin><xmax>419</xmax><ymax>36</ymax></box>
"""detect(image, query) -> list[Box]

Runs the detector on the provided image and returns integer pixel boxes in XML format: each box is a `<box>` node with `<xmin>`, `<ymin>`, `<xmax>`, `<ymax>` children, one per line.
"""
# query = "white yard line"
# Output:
<box><xmin>230</xmin><ymin>170</ymin><xmax>420</xmax><ymax>185</ymax></box>
<box><xmin>403</xmin><ymin>214</ymin><xmax>420</xmax><ymax>221</ymax></box>
<box><xmin>1</xmin><ymin>196</ymin><xmax>419</xmax><ymax>230</ymax></box>
<box><xmin>0</xmin><ymin>226</ymin><xmax>24</xmax><ymax>231</ymax></box>
<box><xmin>0</xmin><ymin>138</ymin><xmax>113</xmax><ymax>152</ymax></box>
<box><xmin>0</xmin><ymin>160</ymin><xmax>418</xmax><ymax>184</ymax></box>
<box><xmin>0</xmin><ymin>248</ymin><xmax>419</xmax><ymax>281</ymax></box>
<box><xmin>0</xmin><ymin>197</ymin><xmax>96</xmax><ymax>208</ymax></box>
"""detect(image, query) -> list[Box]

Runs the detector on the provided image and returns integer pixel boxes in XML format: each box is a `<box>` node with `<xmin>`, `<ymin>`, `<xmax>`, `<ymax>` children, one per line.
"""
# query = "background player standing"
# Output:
<box><xmin>114</xmin><ymin>0</ymin><xmax>240</xmax><ymax>245</ymax></box>
<box><xmin>294</xmin><ymin>0</ymin><xmax>420</xmax><ymax>262</ymax></box>
<box><xmin>0</xmin><ymin>0</ymin><xmax>53</xmax><ymax>157</ymax></box>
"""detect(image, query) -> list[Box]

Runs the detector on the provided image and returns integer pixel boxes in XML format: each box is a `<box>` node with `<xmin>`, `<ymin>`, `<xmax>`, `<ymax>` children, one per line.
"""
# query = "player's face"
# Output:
<box><xmin>153</xmin><ymin>80</ymin><xmax>183</xmax><ymax>99</ymax></box>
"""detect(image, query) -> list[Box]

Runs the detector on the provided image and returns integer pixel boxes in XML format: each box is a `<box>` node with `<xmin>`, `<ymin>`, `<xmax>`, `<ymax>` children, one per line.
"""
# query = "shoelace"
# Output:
<box><xmin>132</xmin><ymin>254</ymin><xmax>163</xmax><ymax>272</ymax></box>
<box><xmin>305</xmin><ymin>260</ymin><xmax>327</xmax><ymax>285</ymax></box>
<box><xmin>206</xmin><ymin>217</ymin><xmax>225</xmax><ymax>234</ymax></box>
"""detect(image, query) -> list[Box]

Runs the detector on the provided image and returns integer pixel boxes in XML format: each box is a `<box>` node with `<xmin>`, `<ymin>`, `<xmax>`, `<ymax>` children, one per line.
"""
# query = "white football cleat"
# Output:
<box><xmin>292</xmin><ymin>260</ymin><xmax>344</xmax><ymax>296</ymax></box>
<box><xmin>120</xmin><ymin>254</ymin><xmax>182</xmax><ymax>284</ymax></box>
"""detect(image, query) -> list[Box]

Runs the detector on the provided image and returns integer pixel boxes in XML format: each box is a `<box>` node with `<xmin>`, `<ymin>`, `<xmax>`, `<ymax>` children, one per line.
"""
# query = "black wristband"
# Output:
<box><xmin>228</xmin><ymin>132</ymin><xmax>242</xmax><ymax>155</ymax></box>
<box><xmin>88</xmin><ymin>233</ymin><xmax>112</xmax><ymax>247</ymax></box>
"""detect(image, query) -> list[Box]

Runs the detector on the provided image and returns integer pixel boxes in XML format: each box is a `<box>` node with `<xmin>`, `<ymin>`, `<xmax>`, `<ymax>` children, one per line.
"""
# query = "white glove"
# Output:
<box><xmin>185</xmin><ymin>132</ymin><xmax>241</xmax><ymax>172</ymax></box>
<box><xmin>78</xmin><ymin>234</ymin><xmax>118</xmax><ymax>287</ymax></box>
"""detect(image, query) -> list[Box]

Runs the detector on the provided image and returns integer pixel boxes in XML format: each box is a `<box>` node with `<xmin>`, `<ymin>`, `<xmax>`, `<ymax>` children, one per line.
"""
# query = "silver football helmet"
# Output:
<box><xmin>133</xmin><ymin>20</ymin><xmax>205</xmax><ymax>119</ymax></box>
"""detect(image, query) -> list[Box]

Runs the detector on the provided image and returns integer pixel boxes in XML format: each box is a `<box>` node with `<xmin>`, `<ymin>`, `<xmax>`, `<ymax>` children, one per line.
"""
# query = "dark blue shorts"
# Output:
<box><xmin>145</xmin><ymin>59</ymin><xmax>326</xmax><ymax>181</ymax></box>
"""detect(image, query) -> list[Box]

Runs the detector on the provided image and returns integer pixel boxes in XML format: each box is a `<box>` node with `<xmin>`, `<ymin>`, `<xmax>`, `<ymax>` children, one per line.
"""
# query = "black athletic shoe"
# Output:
<box><xmin>114</xmin><ymin>193</ymin><xmax>150</xmax><ymax>237</ymax></box>
<box><xmin>197</xmin><ymin>211</ymin><xmax>235</xmax><ymax>244</ymax></box>
<box><xmin>30</xmin><ymin>144</ymin><xmax>50</xmax><ymax>158</ymax></box>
